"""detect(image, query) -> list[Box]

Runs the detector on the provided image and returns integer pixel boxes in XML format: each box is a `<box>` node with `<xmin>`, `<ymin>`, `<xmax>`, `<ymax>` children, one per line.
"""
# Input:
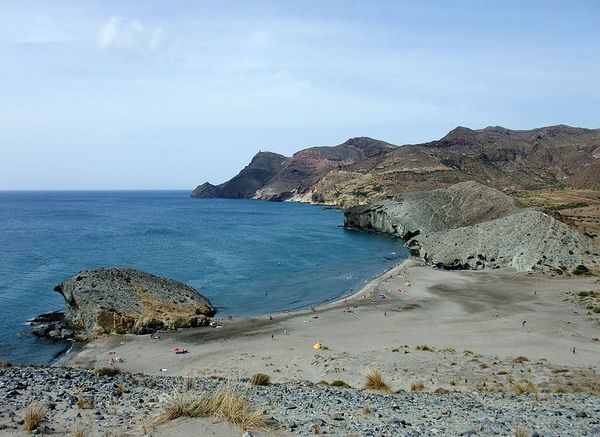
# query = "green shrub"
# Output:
<box><xmin>331</xmin><ymin>380</ymin><xmax>351</xmax><ymax>388</ymax></box>
<box><xmin>572</xmin><ymin>265</ymin><xmax>589</xmax><ymax>275</ymax></box>
<box><xmin>96</xmin><ymin>367</ymin><xmax>121</xmax><ymax>377</ymax></box>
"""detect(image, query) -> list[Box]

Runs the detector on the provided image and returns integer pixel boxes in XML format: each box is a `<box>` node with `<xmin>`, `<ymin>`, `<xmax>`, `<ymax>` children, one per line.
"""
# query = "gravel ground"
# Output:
<box><xmin>0</xmin><ymin>366</ymin><xmax>599</xmax><ymax>436</ymax></box>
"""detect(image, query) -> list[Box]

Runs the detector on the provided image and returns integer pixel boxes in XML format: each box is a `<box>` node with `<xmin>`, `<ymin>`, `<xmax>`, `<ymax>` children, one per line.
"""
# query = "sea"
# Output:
<box><xmin>0</xmin><ymin>191</ymin><xmax>407</xmax><ymax>364</ymax></box>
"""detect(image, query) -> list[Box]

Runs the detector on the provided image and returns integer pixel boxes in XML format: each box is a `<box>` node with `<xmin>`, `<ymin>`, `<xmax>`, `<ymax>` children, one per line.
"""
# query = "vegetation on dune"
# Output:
<box><xmin>151</xmin><ymin>386</ymin><xmax>269</xmax><ymax>431</ymax></box>
<box><xmin>250</xmin><ymin>373</ymin><xmax>270</xmax><ymax>386</ymax></box>
<box><xmin>23</xmin><ymin>401</ymin><xmax>46</xmax><ymax>432</ymax></box>
<box><xmin>363</xmin><ymin>368</ymin><xmax>394</xmax><ymax>394</ymax></box>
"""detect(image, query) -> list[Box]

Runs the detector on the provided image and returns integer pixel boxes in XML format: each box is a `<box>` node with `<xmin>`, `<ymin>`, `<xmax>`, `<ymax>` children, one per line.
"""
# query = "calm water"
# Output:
<box><xmin>0</xmin><ymin>191</ymin><xmax>406</xmax><ymax>364</ymax></box>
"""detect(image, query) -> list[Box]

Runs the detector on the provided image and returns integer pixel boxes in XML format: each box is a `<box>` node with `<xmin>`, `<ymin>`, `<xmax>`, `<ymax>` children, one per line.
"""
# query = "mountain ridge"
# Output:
<box><xmin>192</xmin><ymin>124</ymin><xmax>600</xmax><ymax>204</ymax></box>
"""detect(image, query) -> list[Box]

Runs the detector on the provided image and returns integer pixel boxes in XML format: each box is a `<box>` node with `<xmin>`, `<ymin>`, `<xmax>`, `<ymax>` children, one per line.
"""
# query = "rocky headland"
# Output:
<box><xmin>344</xmin><ymin>182</ymin><xmax>599</xmax><ymax>272</ymax></box>
<box><xmin>191</xmin><ymin>125</ymin><xmax>600</xmax><ymax>243</ymax></box>
<box><xmin>31</xmin><ymin>268</ymin><xmax>215</xmax><ymax>341</ymax></box>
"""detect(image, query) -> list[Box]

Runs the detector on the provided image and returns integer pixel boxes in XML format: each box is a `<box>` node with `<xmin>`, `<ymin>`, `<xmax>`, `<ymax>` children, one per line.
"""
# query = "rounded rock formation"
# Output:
<box><xmin>53</xmin><ymin>267</ymin><xmax>215</xmax><ymax>337</ymax></box>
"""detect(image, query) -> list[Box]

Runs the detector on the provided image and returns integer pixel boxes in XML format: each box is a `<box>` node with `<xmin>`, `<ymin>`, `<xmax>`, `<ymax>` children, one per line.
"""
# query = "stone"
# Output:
<box><xmin>52</xmin><ymin>267</ymin><xmax>216</xmax><ymax>336</ymax></box>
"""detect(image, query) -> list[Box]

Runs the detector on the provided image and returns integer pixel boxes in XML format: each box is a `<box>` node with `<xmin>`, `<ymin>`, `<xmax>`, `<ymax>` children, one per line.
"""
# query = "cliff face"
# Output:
<box><xmin>192</xmin><ymin>151</ymin><xmax>287</xmax><ymax>199</ymax></box>
<box><xmin>53</xmin><ymin>268</ymin><xmax>215</xmax><ymax>336</ymax></box>
<box><xmin>344</xmin><ymin>182</ymin><xmax>600</xmax><ymax>273</ymax></box>
<box><xmin>407</xmin><ymin>210</ymin><xmax>599</xmax><ymax>272</ymax></box>
<box><xmin>344</xmin><ymin>181</ymin><xmax>520</xmax><ymax>238</ymax></box>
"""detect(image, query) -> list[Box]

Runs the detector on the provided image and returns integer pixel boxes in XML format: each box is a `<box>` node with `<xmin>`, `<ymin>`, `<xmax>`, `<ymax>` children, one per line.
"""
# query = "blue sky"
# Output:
<box><xmin>1</xmin><ymin>1</ymin><xmax>599</xmax><ymax>189</ymax></box>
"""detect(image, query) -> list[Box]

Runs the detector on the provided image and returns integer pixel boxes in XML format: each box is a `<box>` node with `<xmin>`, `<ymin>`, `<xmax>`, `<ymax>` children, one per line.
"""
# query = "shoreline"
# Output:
<box><xmin>67</xmin><ymin>259</ymin><xmax>600</xmax><ymax>382</ymax></box>
<box><xmin>65</xmin><ymin>257</ymin><xmax>416</xmax><ymax>370</ymax></box>
<box><xmin>5</xmin><ymin>259</ymin><xmax>600</xmax><ymax>436</ymax></box>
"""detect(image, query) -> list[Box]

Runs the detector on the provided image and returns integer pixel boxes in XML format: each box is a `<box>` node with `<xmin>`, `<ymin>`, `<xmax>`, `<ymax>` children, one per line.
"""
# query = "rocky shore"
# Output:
<box><xmin>31</xmin><ymin>268</ymin><xmax>215</xmax><ymax>342</ymax></box>
<box><xmin>1</xmin><ymin>366</ymin><xmax>598</xmax><ymax>436</ymax></box>
<box><xmin>344</xmin><ymin>182</ymin><xmax>600</xmax><ymax>273</ymax></box>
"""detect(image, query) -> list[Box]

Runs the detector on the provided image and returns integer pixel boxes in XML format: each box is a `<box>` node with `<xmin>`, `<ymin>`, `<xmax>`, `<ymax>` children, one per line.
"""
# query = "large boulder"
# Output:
<box><xmin>53</xmin><ymin>268</ymin><xmax>215</xmax><ymax>336</ymax></box>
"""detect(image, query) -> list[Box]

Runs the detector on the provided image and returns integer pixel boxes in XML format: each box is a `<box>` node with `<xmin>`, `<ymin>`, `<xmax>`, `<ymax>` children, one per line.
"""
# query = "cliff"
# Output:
<box><xmin>344</xmin><ymin>182</ymin><xmax>600</xmax><ymax>273</ymax></box>
<box><xmin>344</xmin><ymin>181</ymin><xmax>520</xmax><ymax>238</ymax></box>
<box><xmin>192</xmin><ymin>151</ymin><xmax>287</xmax><ymax>199</ymax></box>
<box><xmin>407</xmin><ymin>210</ymin><xmax>600</xmax><ymax>272</ymax></box>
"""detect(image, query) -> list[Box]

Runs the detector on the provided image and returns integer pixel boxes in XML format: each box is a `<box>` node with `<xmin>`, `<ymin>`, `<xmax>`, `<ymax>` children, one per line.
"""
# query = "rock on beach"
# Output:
<box><xmin>52</xmin><ymin>267</ymin><xmax>215</xmax><ymax>337</ymax></box>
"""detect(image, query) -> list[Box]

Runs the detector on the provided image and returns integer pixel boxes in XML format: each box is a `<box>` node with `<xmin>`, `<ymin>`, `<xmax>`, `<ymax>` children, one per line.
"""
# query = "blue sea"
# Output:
<box><xmin>0</xmin><ymin>191</ymin><xmax>406</xmax><ymax>364</ymax></box>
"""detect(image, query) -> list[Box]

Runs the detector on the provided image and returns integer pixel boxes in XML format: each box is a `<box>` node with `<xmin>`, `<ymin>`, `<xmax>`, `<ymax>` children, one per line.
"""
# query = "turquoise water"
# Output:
<box><xmin>0</xmin><ymin>191</ymin><xmax>406</xmax><ymax>364</ymax></box>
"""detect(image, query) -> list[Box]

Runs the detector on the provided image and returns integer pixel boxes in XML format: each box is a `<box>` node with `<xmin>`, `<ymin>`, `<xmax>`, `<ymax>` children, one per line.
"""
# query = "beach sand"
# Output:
<box><xmin>68</xmin><ymin>259</ymin><xmax>600</xmax><ymax>395</ymax></box>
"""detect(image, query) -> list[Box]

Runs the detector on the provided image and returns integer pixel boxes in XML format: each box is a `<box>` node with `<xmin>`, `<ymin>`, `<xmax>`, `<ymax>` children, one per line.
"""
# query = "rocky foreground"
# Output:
<box><xmin>0</xmin><ymin>366</ymin><xmax>599</xmax><ymax>436</ymax></box>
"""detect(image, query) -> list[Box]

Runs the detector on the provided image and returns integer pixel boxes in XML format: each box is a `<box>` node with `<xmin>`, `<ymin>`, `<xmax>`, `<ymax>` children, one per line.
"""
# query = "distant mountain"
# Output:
<box><xmin>191</xmin><ymin>151</ymin><xmax>287</xmax><ymax>199</ymax></box>
<box><xmin>191</xmin><ymin>137</ymin><xmax>395</xmax><ymax>201</ymax></box>
<box><xmin>191</xmin><ymin>125</ymin><xmax>600</xmax><ymax>205</ymax></box>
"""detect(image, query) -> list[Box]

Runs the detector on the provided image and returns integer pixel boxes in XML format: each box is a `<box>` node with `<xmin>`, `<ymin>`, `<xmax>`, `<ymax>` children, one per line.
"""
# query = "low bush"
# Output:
<box><xmin>96</xmin><ymin>367</ymin><xmax>121</xmax><ymax>377</ymax></box>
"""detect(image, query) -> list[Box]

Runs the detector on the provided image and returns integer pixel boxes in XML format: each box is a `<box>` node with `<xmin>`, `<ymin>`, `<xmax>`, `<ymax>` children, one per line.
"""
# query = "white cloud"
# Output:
<box><xmin>97</xmin><ymin>16</ymin><xmax>164</xmax><ymax>54</ymax></box>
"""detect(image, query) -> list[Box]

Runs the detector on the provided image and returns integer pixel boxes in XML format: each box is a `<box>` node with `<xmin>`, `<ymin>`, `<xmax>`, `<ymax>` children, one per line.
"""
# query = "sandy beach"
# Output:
<box><xmin>68</xmin><ymin>259</ymin><xmax>600</xmax><ymax>393</ymax></box>
<box><xmin>2</xmin><ymin>259</ymin><xmax>599</xmax><ymax>437</ymax></box>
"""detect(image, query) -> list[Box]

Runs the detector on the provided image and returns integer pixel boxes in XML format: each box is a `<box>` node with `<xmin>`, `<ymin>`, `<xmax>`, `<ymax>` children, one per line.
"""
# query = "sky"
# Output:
<box><xmin>1</xmin><ymin>1</ymin><xmax>599</xmax><ymax>189</ymax></box>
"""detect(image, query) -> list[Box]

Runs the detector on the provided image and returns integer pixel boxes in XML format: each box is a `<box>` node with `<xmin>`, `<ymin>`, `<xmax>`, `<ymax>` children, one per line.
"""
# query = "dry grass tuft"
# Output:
<box><xmin>151</xmin><ymin>386</ymin><xmax>268</xmax><ymax>431</ymax></box>
<box><xmin>415</xmin><ymin>344</ymin><xmax>434</xmax><ymax>352</ymax></box>
<box><xmin>330</xmin><ymin>380</ymin><xmax>351</xmax><ymax>388</ymax></box>
<box><xmin>363</xmin><ymin>368</ymin><xmax>394</xmax><ymax>394</ymax></box>
<box><xmin>514</xmin><ymin>426</ymin><xmax>530</xmax><ymax>437</ymax></box>
<box><xmin>250</xmin><ymin>373</ymin><xmax>270</xmax><ymax>386</ymax></box>
<box><xmin>184</xmin><ymin>377</ymin><xmax>196</xmax><ymax>392</ymax></box>
<box><xmin>23</xmin><ymin>401</ymin><xmax>46</xmax><ymax>432</ymax></box>
<box><xmin>71</xmin><ymin>422</ymin><xmax>88</xmax><ymax>437</ymax></box>
<box><xmin>512</xmin><ymin>380</ymin><xmax>539</xmax><ymax>394</ymax></box>
<box><xmin>411</xmin><ymin>381</ymin><xmax>426</xmax><ymax>392</ymax></box>
<box><xmin>434</xmin><ymin>387</ymin><xmax>450</xmax><ymax>394</ymax></box>
<box><xmin>76</xmin><ymin>393</ymin><xmax>95</xmax><ymax>409</ymax></box>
